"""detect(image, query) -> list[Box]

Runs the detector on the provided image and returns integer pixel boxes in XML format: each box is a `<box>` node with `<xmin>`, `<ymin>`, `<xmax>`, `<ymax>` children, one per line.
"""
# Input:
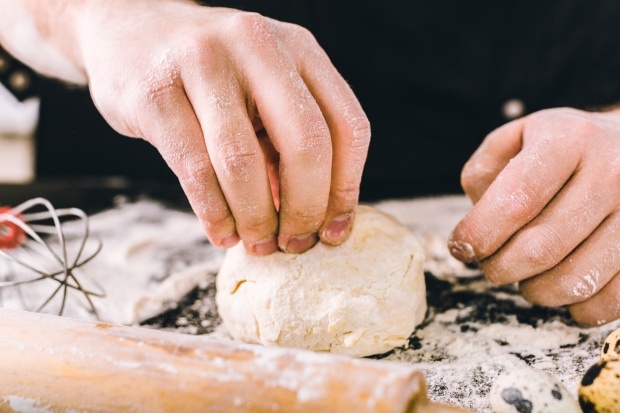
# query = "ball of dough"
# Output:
<box><xmin>215</xmin><ymin>205</ymin><xmax>427</xmax><ymax>357</ymax></box>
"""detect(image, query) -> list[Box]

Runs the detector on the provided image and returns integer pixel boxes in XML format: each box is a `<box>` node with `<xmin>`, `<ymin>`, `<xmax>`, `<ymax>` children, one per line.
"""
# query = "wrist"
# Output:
<box><xmin>0</xmin><ymin>0</ymin><xmax>87</xmax><ymax>85</ymax></box>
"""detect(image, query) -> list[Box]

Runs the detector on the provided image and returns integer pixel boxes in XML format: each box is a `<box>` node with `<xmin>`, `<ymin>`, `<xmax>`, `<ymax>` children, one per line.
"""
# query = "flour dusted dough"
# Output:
<box><xmin>216</xmin><ymin>205</ymin><xmax>427</xmax><ymax>357</ymax></box>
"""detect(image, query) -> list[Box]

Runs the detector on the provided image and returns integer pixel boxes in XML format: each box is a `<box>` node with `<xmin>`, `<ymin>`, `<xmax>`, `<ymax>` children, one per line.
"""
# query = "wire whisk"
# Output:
<box><xmin>0</xmin><ymin>197</ymin><xmax>104</xmax><ymax>317</ymax></box>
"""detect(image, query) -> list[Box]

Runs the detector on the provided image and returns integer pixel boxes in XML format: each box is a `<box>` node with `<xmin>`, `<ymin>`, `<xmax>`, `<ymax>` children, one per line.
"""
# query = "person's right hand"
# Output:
<box><xmin>72</xmin><ymin>0</ymin><xmax>370</xmax><ymax>254</ymax></box>
<box><xmin>450</xmin><ymin>107</ymin><xmax>620</xmax><ymax>325</ymax></box>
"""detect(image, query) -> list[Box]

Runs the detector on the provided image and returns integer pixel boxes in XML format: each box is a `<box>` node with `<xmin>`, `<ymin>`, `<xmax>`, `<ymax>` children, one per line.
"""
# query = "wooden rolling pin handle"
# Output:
<box><xmin>0</xmin><ymin>309</ymin><xmax>470</xmax><ymax>412</ymax></box>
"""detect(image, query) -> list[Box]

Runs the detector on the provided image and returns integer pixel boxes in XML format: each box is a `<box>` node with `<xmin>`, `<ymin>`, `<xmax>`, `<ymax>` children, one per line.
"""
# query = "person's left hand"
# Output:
<box><xmin>449</xmin><ymin>107</ymin><xmax>620</xmax><ymax>325</ymax></box>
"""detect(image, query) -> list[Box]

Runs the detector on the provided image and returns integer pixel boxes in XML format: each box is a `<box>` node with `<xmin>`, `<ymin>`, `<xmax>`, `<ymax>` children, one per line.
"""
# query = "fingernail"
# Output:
<box><xmin>284</xmin><ymin>232</ymin><xmax>318</xmax><ymax>254</ymax></box>
<box><xmin>448</xmin><ymin>239</ymin><xmax>476</xmax><ymax>263</ymax></box>
<box><xmin>322</xmin><ymin>214</ymin><xmax>352</xmax><ymax>245</ymax></box>
<box><xmin>221</xmin><ymin>232</ymin><xmax>240</xmax><ymax>248</ymax></box>
<box><xmin>249</xmin><ymin>235</ymin><xmax>277</xmax><ymax>256</ymax></box>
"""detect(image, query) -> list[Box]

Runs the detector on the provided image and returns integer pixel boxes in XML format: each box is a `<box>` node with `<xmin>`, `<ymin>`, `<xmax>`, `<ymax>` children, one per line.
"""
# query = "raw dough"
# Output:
<box><xmin>216</xmin><ymin>205</ymin><xmax>427</xmax><ymax>357</ymax></box>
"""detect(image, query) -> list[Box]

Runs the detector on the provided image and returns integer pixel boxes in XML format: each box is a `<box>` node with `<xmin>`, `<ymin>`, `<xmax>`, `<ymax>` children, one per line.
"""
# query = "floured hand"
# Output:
<box><xmin>0</xmin><ymin>0</ymin><xmax>370</xmax><ymax>255</ymax></box>
<box><xmin>449</xmin><ymin>107</ymin><xmax>620</xmax><ymax>325</ymax></box>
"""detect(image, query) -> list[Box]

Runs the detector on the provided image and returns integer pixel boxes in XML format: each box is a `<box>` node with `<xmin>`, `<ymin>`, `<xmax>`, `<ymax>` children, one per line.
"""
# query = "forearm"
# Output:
<box><xmin>0</xmin><ymin>0</ymin><xmax>86</xmax><ymax>84</ymax></box>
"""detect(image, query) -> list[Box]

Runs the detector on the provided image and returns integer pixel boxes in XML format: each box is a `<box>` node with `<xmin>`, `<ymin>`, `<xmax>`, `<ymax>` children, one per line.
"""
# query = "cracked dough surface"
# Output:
<box><xmin>215</xmin><ymin>205</ymin><xmax>427</xmax><ymax>357</ymax></box>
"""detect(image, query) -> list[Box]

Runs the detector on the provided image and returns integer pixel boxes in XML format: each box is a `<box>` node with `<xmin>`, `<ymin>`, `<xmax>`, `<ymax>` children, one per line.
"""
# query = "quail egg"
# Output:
<box><xmin>578</xmin><ymin>358</ymin><xmax>620</xmax><ymax>412</ymax></box>
<box><xmin>489</xmin><ymin>366</ymin><xmax>580</xmax><ymax>413</ymax></box>
<box><xmin>600</xmin><ymin>327</ymin><xmax>620</xmax><ymax>362</ymax></box>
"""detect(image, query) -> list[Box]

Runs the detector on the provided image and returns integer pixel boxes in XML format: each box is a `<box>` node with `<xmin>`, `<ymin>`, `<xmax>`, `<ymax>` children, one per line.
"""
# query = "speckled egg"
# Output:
<box><xmin>600</xmin><ymin>327</ymin><xmax>620</xmax><ymax>362</ymax></box>
<box><xmin>489</xmin><ymin>366</ymin><xmax>580</xmax><ymax>413</ymax></box>
<box><xmin>578</xmin><ymin>359</ymin><xmax>620</xmax><ymax>413</ymax></box>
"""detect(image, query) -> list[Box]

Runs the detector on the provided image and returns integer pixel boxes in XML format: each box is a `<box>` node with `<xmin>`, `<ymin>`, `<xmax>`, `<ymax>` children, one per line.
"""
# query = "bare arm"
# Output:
<box><xmin>0</xmin><ymin>0</ymin><xmax>87</xmax><ymax>83</ymax></box>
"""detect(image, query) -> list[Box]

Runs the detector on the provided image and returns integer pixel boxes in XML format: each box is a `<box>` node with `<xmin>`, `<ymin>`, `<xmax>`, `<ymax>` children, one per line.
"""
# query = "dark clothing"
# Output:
<box><xmin>14</xmin><ymin>1</ymin><xmax>620</xmax><ymax>200</ymax></box>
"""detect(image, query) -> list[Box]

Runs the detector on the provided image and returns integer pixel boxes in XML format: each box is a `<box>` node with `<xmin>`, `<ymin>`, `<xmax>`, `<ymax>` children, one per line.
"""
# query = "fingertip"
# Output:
<box><xmin>460</xmin><ymin>160</ymin><xmax>486</xmax><ymax>203</ymax></box>
<box><xmin>518</xmin><ymin>277</ymin><xmax>548</xmax><ymax>305</ymax></box>
<box><xmin>245</xmin><ymin>234</ymin><xmax>278</xmax><ymax>256</ymax></box>
<box><xmin>279</xmin><ymin>232</ymin><xmax>318</xmax><ymax>254</ymax></box>
<box><xmin>206</xmin><ymin>229</ymin><xmax>239</xmax><ymax>249</ymax></box>
<box><xmin>568</xmin><ymin>288</ymin><xmax>620</xmax><ymax>327</ymax></box>
<box><xmin>220</xmin><ymin>232</ymin><xmax>241</xmax><ymax>249</ymax></box>
<box><xmin>447</xmin><ymin>235</ymin><xmax>477</xmax><ymax>263</ymax></box>
<box><xmin>568</xmin><ymin>305</ymin><xmax>606</xmax><ymax>327</ymax></box>
<box><xmin>320</xmin><ymin>212</ymin><xmax>353</xmax><ymax>246</ymax></box>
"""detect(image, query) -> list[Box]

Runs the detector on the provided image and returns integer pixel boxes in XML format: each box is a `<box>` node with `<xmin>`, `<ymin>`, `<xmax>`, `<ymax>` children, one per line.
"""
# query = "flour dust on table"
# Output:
<box><xmin>2</xmin><ymin>196</ymin><xmax>618</xmax><ymax>412</ymax></box>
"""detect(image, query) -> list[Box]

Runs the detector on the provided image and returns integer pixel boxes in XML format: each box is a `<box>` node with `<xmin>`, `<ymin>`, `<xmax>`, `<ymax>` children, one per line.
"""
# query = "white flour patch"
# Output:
<box><xmin>0</xmin><ymin>199</ymin><xmax>224</xmax><ymax>324</ymax></box>
<box><xmin>2</xmin><ymin>396</ymin><xmax>53</xmax><ymax>413</ymax></box>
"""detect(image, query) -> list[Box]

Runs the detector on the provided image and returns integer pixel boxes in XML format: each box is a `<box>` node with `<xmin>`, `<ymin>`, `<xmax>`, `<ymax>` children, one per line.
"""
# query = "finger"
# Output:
<box><xmin>138</xmin><ymin>81</ymin><xmax>239</xmax><ymax>249</ymax></box>
<box><xmin>183</xmin><ymin>68</ymin><xmax>278</xmax><ymax>256</ymax></box>
<box><xmin>287</xmin><ymin>24</ymin><xmax>371</xmax><ymax>246</ymax></box>
<box><xmin>481</xmin><ymin>165</ymin><xmax>614</xmax><ymax>284</ymax></box>
<box><xmin>256</xmin><ymin>129</ymin><xmax>281</xmax><ymax>211</ymax></box>
<box><xmin>449</xmin><ymin>124</ymin><xmax>580</xmax><ymax>263</ymax></box>
<box><xmin>569</xmin><ymin>271</ymin><xmax>620</xmax><ymax>326</ymax></box>
<box><xmin>518</xmin><ymin>211</ymin><xmax>620</xmax><ymax>307</ymax></box>
<box><xmin>461</xmin><ymin>118</ymin><xmax>526</xmax><ymax>203</ymax></box>
<box><xmin>250</xmin><ymin>118</ymin><xmax>281</xmax><ymax>209</ymax></box>
<box><xmin>237</xmin><ymin>19</ymin><xmax>333</xmax><ymax>253</ymax></box>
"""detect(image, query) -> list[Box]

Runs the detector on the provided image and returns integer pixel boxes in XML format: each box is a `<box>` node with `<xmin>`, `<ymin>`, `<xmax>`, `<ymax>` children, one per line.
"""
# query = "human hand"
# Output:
<box><xmin>449</xmin><ymin>107</ymin><xmax>620</xmax><ymax>325</ymax></box>
<box><xmin>74</xmin><ymin>1</ymin><xmax>370</xmax><ymax>254</ymax></box>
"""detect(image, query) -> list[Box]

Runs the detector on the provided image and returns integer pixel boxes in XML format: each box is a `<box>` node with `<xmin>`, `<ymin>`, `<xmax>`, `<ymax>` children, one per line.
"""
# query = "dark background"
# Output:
<box><xmin>23</xmin><ymin>0</ymin><xmax>620</xmax><ymax>208</ymax></box>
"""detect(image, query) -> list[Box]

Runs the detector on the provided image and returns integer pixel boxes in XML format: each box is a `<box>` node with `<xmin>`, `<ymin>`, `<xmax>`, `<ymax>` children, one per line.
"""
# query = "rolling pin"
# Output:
<box><xmin>0</xmin><ymin>309</ymin><xmax>468</xmax><ymax>413</ymax></box>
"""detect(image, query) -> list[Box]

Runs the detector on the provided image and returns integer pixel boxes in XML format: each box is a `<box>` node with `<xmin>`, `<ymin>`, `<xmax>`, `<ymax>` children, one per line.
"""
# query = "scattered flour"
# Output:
<box><xmin>0</xmin><ymin>199</ymin><xmax>225</xmax><ymax>324</ymax></box>
<box><xmin>1</xmin><ymin>195</ymin><xmax>618</xmax><ymax>412</ymax></box>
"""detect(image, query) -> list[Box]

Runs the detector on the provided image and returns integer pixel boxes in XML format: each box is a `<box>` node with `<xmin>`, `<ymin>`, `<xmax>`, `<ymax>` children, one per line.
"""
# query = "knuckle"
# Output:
<box><xmin>136</xmin><ymin>72</ymin><xmax>182</xmax><ymax>113</ymax></box>
<box><xmin>214</xmin><ymin>138</ymin><xmax>260</xmax><ymax>180</ymax></box>
<box><xmin>225</xmin><ymin>12</ymin><xmax>275</xmax><ymax>44</ymax></box>
<box><xmin>346</xmin><ymin>115</ymin><xmax>372</xmax><ymax>147</ymax></box>
<box><xmin>184</xmin><ymin>152</ymin><xmax>213</xmax><ymax>176</ymax></box>
<box><xmin>492</xmin><ymin>184</ymin><xmax>538</xmax><ymax>222</ymax></box>
<box><xmin>520</xmin><ymin>227</ymin><xmax>565</xmax><ymax>270</ymax></box>
<box><xmin>281</xmin><ymin>21</ymin><xmax>324</xmax><ymax>57</ymax></box>
<box><xmin>204</xmin><ymin>211</ymin><xmax>234</xmax><ymax>234</ymax></box>
<box><xmin>480</xmin><ymin>261</ymin><xmax>504</xmax><ymax>285</ymax></box>
<box><xmin>460</xmin><ymin>159</ymin><xmax>487</xmax><ymax>193</ymax></box>
<box><xmin>286</xmin><ymin>205</ymin><xmax>325</xmax><ymax>230</ymax></box>
<box><xmin>180</xmin><ymin>35</ymin><xmax>218</xmax><ymax>68</ymax></box>
<box><xmin>518</xmin><ymin>278</ymin><xmax>547</xmax><ymax>305</ymax></box>
<box><xmin>289</xmin><ymin>23</ymin><xmax>317</xmax><ymax>44</ymax></box>
<box><xmin>236</xmin><ymin>214</ymin><xmax>276</xmax><ymax>239</ymax></box>
<box><xmin>565</xmin><ymin>117</ymin><xmax>598</xmax><ymax>142</ymax></box>
<box><xmin>531</xmin><ymin>107</ymin><xmax>595</xmax><ymax>142</ymax></box>
<box><xmin>330</xmin><ymin>182</ymin><xmax>360</xmax><ymax>207</ymax></box>
<box><xmin>206</xmin><ymin>221</ymin><xmax>237</xmax><ymax>243</ymax></box>
<box><xmin>296</xmin><ymin>118</ymin><xmax>331</xmax><ymax>151</ymax></box>
<box><xmin>177</xmin><ymin>162</ymin><xmax>220</xmax><ymax>212</ymax></box>
<box><xmin>531</xmin><ymin>107</ymin><xmax>577</xmax><ymax>123</ymax></box>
